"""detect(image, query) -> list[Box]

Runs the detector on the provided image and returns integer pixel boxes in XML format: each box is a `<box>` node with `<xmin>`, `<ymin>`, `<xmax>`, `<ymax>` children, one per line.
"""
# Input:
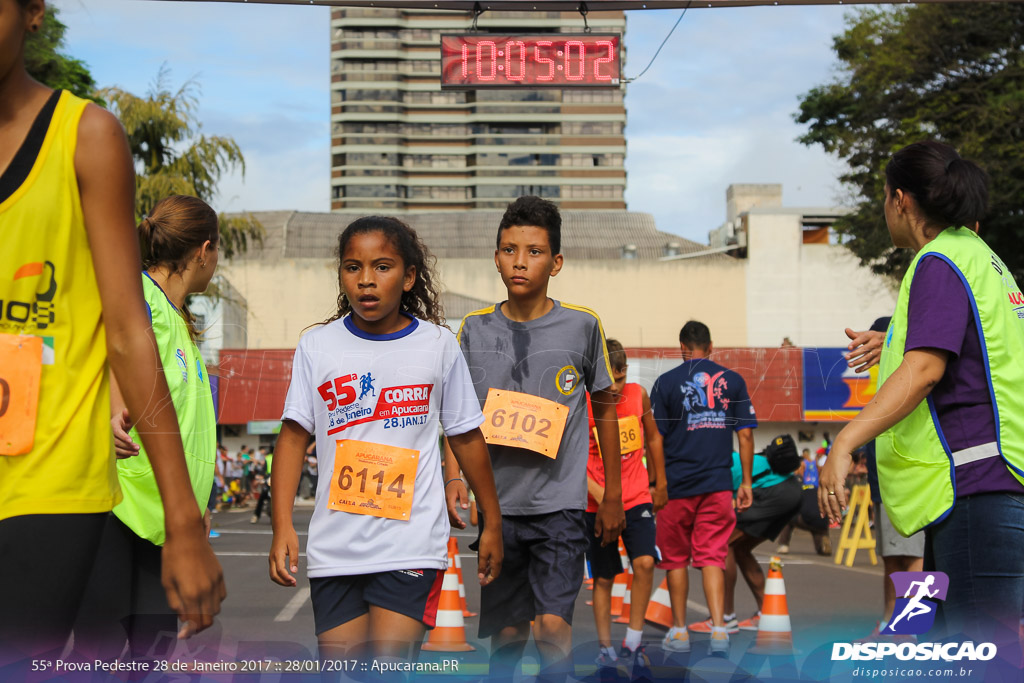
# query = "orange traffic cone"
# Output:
<box><xmin>749</xmin><ymin>556</ymin><xmax>794</xmax><ymax>654</ymax></box>
<box><xmin>446</xmin><ymin>538</ymin><xmax>477</xmax><ymax>618</ymax></box>
<box><xmin>645</xmin><ymin>577</ymin><xmax>673</xmax><ymax>629</ymax></box>
<box><xmin>613</xmin><ymin>571</ymin><xmax>634</xmax><ymax>624</ymax></box>
<box><xmin>421</xmin><ymin>559</ymin><xmax>474</xmax><ymax>652</ymax></box>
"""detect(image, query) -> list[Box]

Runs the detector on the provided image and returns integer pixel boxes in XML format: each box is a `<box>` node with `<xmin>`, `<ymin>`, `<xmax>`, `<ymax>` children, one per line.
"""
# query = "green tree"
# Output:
<box><xmin>795</xmin><ymin>3</ymin><xmax>1024</xmax><ymax>282</ymax></box>
<box><xmin>100</xmin><ymin>68</ymin><xmax>263</xmax><ymax>259</ymax></box>
<box><xmin>24</xmin><ymin>6</ymin><xmax>101</xmax><ymax>104</ymax></box>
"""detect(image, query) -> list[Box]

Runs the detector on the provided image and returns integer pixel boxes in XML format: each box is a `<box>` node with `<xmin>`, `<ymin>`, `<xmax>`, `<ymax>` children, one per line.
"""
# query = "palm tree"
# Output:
<box><xmin>100</xmin><ymin>66</ymin><xmax>263</xmax><ymax>259</ymax></box>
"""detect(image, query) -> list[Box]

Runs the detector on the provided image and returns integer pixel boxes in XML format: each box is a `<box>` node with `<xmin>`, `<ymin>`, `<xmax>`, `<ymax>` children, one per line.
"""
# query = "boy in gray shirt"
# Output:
<box><xmin>445</xmin><ymin>196</ymin><xmax>625</xmax><ymax>678</ymax></box>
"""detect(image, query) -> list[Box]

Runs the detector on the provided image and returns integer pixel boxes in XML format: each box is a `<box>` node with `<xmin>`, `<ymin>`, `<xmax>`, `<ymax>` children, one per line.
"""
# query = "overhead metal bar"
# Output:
<box><xmin>150</xmin><ymin>0</ymin><xmax>1013</xmax><ymax>10</ymax></box>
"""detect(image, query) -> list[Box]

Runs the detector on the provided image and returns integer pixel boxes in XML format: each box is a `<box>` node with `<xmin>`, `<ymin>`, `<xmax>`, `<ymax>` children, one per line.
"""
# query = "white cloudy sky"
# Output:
<box><xmin>56</xmin><ymin>0</ymin><xmax>855</xmax><ymax>244</ymax></box>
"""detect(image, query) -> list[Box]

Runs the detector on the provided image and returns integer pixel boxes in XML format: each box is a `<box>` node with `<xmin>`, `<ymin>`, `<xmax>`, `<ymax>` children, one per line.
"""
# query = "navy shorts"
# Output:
<box><xmin>585</xmin><ymin>503</ymin><xmax>659</xmax><ymax>579</ymax></box>
<box><xmin>309</xmin><ymin>569</ymin><xmax>444</xmax><ymax>635</ymax></box>
<box><xmin>477</xmin><ymin>510</ymin><xmax>588</xmax><ymax>639</ymax></box>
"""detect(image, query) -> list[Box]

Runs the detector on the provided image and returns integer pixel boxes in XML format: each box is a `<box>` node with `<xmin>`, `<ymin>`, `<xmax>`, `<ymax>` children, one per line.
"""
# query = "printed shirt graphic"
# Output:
<box><xmin>886</xmin><ymin>571</ymin><xmax>949</xmax><ymax>635</ymax></box>
<box><xmin>457</xmin><ymin>301</ymin><xmax>613</xmax><ymax>515</ymax></box>
<box><xmin>651</xmin><ymin>358</ymin><xmax>757</xmax><ymax>499</ymax></box>
<box><xmin>282</xmin><ymin>315</ymin><xmax>483</xmax><ymax>577</ymax></box>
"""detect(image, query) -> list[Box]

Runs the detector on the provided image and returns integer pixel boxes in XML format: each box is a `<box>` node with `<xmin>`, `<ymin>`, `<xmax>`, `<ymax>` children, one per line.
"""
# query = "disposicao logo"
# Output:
<box><xmin>831</xmin><ymin>572</ymin><xmax>997</xmax><ymax>662</ymax></box>
<box><xmin>886</xmin><ymin>571</ymin><xmax>948</xmax><ymax>635</ymax></box>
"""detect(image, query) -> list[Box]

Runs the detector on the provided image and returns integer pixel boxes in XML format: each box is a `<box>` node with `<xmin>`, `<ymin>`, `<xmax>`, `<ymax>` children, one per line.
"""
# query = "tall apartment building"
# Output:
<box><xmin>329</xmin><ymin>8</ymin><xmax>627</xmax><ymax>212</ymax></box>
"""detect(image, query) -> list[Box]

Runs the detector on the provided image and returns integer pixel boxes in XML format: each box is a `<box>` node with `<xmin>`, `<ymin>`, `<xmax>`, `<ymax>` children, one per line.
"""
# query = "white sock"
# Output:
<box><xmin>623</xmin><ymin>627</ymin><xmax>643</xmax><ymax>651</ymax></box>
<box><xmin>667</xmin><ymin>626</ymin><xmax>688</xmax><ymax>640</ymax></box>
<box><xmin>724</xmin><ymin>612</ymin><xmax>736</xmax><ymax>622</ymax></box>
<box><xmin>601</xmin><ymin>645</ymin><xmax>618</xmax><ymax>660</ymax></box>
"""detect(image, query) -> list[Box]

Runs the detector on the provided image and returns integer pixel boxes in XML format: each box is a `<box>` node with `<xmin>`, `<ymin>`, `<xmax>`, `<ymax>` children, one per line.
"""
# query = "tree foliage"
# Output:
<box><xmin>100</xmin><ymin>68</ymin><xmax>263</xmax><ymax>260</ymax></box>
<box><xmin>795</xmin><ymin>3</ymin><xmax>1024</xmax><ymax>282</ymax></box>
<box><xmin>24</xmin><ymin>6</ymin><xmax>101</xmax><ymax>104</ymax></box>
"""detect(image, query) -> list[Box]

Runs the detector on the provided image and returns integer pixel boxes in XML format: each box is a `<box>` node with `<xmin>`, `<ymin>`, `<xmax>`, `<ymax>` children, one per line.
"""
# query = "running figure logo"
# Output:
<box><xmin>886</xmin><ymin>571</ymin><xmax>949</xmax><ymax>635</ymax></box>
<box><xmin>359</xmin><ymin>372</ymin><xmax>377</xmax><ymax>399</ymax></box>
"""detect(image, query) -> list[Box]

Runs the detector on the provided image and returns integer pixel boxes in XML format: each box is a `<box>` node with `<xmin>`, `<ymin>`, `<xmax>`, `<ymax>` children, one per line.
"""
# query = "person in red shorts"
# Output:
<box><xmin>650</xmin><ymin>321</ymin><xmax>755</xmax><ymax>656</ymax></box>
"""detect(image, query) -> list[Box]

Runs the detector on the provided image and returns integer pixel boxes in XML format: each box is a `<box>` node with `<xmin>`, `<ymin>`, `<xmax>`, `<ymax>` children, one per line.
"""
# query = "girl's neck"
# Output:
<box><xmin>502</xmin><ymin>294</ymin><xmax>553</xmax><ymax>323</ymax></box>
<box><xmin>146</xmin><ymin>266</ymin><xmax>190</xmax><ymax>310</ymax></box>
<box><xmin>349</xmin><ymin>308</ymin><xmax>412</xmax><ymax>337</ymax></box>
<box><xmin>0</xmin><ymin>70</ymin><xmax>47</xmax><ymax>124</ymax></box>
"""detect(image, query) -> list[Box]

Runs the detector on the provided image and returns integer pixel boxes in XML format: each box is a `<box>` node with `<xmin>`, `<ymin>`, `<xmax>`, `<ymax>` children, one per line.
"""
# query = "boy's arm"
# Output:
<box><xmin>591</xmin><ymin>388</ymin><xmax>625</xmax><ymax>545</ymax></box>
<box><xmin>443</xmin><ymin>437</ymin><xmax>470</xmax><ymax>529</ymax></box>
<box><xmin>269</xmin><ymin>420</ymin><xmax>310</xmax><ymax>587</ymax></box>
<box><xmin>448</xmin><ymin>428</ymin><xmax>503</xmax><ymax>584</ymax></box>
<box><xmin>640</xmin><ymin>388</ymin><xmax>668</xmax><ymax>511</ymax></box>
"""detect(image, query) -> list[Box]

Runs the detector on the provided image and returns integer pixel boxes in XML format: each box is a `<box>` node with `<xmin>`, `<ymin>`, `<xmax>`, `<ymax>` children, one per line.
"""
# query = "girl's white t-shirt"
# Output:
<box><xmin>282</xmin><ymin>315</ymin><xmax>483</xmax><ymax>577</ymax></box>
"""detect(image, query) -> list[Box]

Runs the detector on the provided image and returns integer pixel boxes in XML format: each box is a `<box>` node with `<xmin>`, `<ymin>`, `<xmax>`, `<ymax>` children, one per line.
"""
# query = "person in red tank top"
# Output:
<box><xmin>585</xmin><ymin>339</ymin><xmax>667</xmax><ymax>670</ymax></box>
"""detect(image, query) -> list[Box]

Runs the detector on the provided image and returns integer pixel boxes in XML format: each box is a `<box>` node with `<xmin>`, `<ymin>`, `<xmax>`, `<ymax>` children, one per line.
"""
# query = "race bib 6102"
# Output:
<box><xmin>480</xmin><ymin>388</ymin><xmax>568</xmax><ymax>459</ymax></box>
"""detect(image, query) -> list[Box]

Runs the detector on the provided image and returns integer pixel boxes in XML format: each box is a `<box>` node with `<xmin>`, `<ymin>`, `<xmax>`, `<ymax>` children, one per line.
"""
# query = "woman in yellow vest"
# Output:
<box><xmin>0</xmin><ymin>0</ymin><xmax>224</xmax><ymax>666</ymax></box>
<box><xmin>819</xmin><ymin>141</ymin><xmax>1024</xmax><ymax>651</ymax></box>
<box><xmin>73</xmin><ymin>196</ymin><xmax>220</xmax><ymax>662</ymax></box>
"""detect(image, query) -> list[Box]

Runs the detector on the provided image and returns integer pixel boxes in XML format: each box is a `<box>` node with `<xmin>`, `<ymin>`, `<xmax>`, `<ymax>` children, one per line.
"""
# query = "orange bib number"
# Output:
<box><xmin>0</xmin><ymin>335</ymin><xmax>43</xmax><ymax>456</ymax></box>
<box><xmin>480</xmin><ymin>389</ymin><xmax>568</xmax><ymax>459</ymax></box>
<box><xmin>328</xmin><ymin>440</ymin><xmax>419</xmax><ymax>521</ymax></box>
<box><xmin>617</xmin><ymin>415</ymin><xmax>642</xmax><ymax>454</ymax></box>
<box><xmin>593</xmin><ymin>415</ymin><xmax>643</xmax><ymax>458</ymax></box>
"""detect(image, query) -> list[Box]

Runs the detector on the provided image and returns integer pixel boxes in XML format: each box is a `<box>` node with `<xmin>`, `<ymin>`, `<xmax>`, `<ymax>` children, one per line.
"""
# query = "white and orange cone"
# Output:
<box><xmin>613</xmin><ymin>571</ymin><xmax>634</xmax><ymax>624</ymax></box>
<box><xmin>749</xmin><ymin>556</ymin><xmax>794</xmax><ymax>655</ymax></box>
<box><xmin>421</xmin><ymin>559</ymin><xmax>474</xmax><ymax>652</ymax></box>
<box><xmin>644</xmin><ymin>577</ymin><xmax>673</xmax><ymax>630</ymax></box>
<box><xmin>449</xmin><ymin>538</ymin><xmax>477</xmax><ymax>618</ymax></box>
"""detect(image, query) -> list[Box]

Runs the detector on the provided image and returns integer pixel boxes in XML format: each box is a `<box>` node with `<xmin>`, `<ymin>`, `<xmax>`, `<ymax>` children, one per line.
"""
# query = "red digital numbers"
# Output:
<box><xmin>441</xmin><ymin>34</ymin><xmax>620</xmax><ymax>89</ymax></box>
<box><xmin>318</xmin><ymin>374</ymin><xmax>357</xmax><ymax>412</ymax></box>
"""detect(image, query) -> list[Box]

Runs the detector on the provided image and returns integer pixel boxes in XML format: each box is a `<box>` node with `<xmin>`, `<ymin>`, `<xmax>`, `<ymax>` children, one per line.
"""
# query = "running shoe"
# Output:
<box><xmin>594</xmin><ymin>649</ymin><xmax>618</xmax><ymax>668</ymax></box>
<box><xmin>208</xmin><ymin>530</ymin><xmax>220</xmax><ymax>539</ymax></box>
<box><xmin>776</xmin><ymin>544</ymin><xmax>790</xmax><ymax>555</ymax></box>
<box><xmin>618</xmin><ymin>644</ymin><xmax>652</xmax><ymax>682</ymax></box>
<box><xmin>250</xmin><ymin>515</ymin><xmax>259</xmax><ymax>524</ymax></box>
<box><xmin>709</xmin><ymin>629</ymin><xmax>730</xmax><ymax>657</ymax></box>
<box><xmin>737</xmin><ymin>613</ymin><xmax>760</xmax><ymax>631</ymax></box>
<box><xmin>662</xmin><ymin>629</ymin><xmax>691</xmax><ymax>653</ymax></box>
<box><xmin>689</xmin><ymin>616</ymin><xmax>738</xmax><ymax>634</ymax></box>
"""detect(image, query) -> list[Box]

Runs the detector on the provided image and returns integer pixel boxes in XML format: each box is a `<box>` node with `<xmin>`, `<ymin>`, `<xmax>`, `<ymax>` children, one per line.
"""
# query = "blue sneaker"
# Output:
<box><xmin>209</xmin><ymin>530</ymin><xmax>220</xmax><ymax>539</ymax></box>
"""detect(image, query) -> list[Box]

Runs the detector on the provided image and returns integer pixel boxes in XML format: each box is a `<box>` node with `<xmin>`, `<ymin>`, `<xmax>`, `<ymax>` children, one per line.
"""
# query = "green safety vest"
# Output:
<box><xmin>877</xmin><ymin>227</ymin><xmax>1024</xmax><ymax>536</ymax></box>
<box><xmin>113</xmin><ymin>274</ymin><xmax>217</xmax><ymax>545</ymax></box>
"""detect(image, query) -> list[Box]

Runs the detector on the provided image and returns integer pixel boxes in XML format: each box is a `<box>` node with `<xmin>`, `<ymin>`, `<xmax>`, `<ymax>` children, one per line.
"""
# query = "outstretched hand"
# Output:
<box><xmin>845</xmin><ymin>328</ymin><xmax>885</xmax><ymax>374</ymax></box>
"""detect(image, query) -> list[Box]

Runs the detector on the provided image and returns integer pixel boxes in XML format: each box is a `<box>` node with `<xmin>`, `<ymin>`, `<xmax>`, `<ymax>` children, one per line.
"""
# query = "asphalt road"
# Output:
<box><xmin>156</xmin><ymin>500</ymin><xmax>889</xmax><ymax>681</ymax></box>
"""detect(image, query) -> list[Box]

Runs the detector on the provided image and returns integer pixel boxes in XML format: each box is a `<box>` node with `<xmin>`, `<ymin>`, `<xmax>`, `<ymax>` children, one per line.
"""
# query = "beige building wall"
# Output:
<box><xmin>221</xmin><ymin>256</ymin><xmax>748</xmax><ymax>350</ymax></box>
<box><xmin>743</xmin><ymin>207</ymin><xmax>896</xmax><ymax>348</ymax></box>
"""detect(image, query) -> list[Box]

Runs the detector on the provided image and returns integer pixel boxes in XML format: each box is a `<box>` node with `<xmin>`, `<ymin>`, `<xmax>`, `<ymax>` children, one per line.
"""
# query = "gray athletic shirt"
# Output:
<box><xmin>457</xmin><ymin>300</ymin><xmax>613</xmax><ymax>515</ymax></box>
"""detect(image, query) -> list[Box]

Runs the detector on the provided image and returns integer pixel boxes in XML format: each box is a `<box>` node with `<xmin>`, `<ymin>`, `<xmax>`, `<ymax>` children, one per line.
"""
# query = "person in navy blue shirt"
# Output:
<box><xmin>650</xmin><ymin>321</ymin><xmax>756</xmax><ymax>656</ymax></box>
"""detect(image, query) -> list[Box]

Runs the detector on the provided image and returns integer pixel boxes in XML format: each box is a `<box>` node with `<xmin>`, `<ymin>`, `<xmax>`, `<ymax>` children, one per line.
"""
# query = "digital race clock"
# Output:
<box><xmin>440</xmin><ymin>34</ymin><xmax>621</xmax><ymax>89</ymax></box>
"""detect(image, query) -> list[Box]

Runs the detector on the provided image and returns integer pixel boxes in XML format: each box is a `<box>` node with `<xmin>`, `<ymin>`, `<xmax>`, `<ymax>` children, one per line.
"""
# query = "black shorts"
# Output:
<box><xmin>478</xmin><ymin>510</ymin><xmax>588</xmax><ymax>639</ymax></box>
<box><xmin>736</xmin><ymin>478</ymin><xmax>802</xmax><ymax>541</ymax></box>
<box><xmin>309</xmin><ymin>569</ymin><xmax>444</xmax><ymax>635</ymax></box>
<box><xmin>585</xmin><ymin>503</ymin><xmax>659</xmax><ymax>579</ymax></box>
<box><xmin>0</xmin><ymin>513</ymin><xmax>106</xmax><ymax>664</ymax></box>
